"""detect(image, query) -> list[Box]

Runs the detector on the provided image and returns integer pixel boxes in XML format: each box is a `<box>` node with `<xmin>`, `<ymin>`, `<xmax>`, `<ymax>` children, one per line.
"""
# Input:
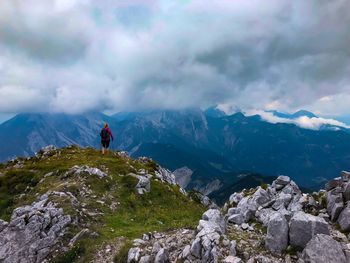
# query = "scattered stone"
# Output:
<box><xmin>223</xmin><ymin>256</ymin><xmax>242</xmax><ymax>263</ymax></box>
<box><xmin>241</xmin><ymin>223</ymin><xmax>249</xmax><ymax>230</ymax></box>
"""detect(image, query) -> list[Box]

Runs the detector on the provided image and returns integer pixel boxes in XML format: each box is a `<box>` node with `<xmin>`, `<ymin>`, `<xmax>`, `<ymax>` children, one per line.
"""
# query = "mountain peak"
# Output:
<box><xmin>292</xmin><ymin>110</ymin><xmax>317</xmax><ymax>118</ymax></box>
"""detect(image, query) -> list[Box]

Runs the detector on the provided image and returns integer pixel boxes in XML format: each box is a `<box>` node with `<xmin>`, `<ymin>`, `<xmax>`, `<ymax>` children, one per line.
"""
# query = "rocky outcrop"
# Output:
<box><xmin>173</xmin><ymin>166</ymin><xmax>193</xmax><ymax>189</ymax></box>
<box><xmin>133</xmin><ymin>167</ymin><xmax>186</xmax><ymax>195</ymax></box>
<box><xmin>155</xmin><ymin>167</ymin><xmax>176</xmax><ymax>185</ymax></box>
<box><xmin>64</xmin><ymin>165</ymin><xmax>108</xmax><ymax>178</ymax></box>
<box><xmin>224</xmin><ymin>175</ymin><xmax>336</xmax><ymax>256</ymax></box>
<box><xmin>325</xmin><ymin>170</ymin><xmax>350</xmax><ymax>231</ymax></box>
<box><xmin>0</xmin><ymin>194</ymin><xmax>71</xmax><ymax>263</ymax></box>
<box><xmin>136</xmin><ymin>175</ymin><xmax>151</xmax><ymax>195</ymax></box>
<box><xmin>300</xmin><ymin>234</ymin><xmax>347</xmax><ymax>263</ymax></box>
<box><xmin>184</xmin><ymin>209</ymin><xmax>226</xmax><ymax>262</ymax></box>
<box><xmin>36</xmin><ymin>145</ymin><xmax>57</xmax><ymax>158</ymax></box>
<box><xmin>225</xmin><ymin>176</ymin><xmax>305</xmax><ymax>229</ymax></box>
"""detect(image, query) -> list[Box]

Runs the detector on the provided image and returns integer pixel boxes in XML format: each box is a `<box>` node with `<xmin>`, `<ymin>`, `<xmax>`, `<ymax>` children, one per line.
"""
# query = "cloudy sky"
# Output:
<box><xmin>0</xmin><ymin>0</ymin><xmax>350</xmax><ymax>120</ymax></box>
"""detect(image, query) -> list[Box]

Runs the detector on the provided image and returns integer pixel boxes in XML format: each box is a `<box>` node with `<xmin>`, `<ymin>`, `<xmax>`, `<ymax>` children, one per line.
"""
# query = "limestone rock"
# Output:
<box><xmin>289</xmin><ymin>211</ymin><xmax>330</xmax><ymax>249</ymax></box>
<box><xmin>65</xmin><ymin>165</ymin><xmax>107</xmax><ymax>178</ymax></box>
<box><xmin>136</xmin><ymin>176</ymin><xmax>151</xmax><ymax>195</ymax></box>
<box><xmin>0</xmin><ymin>194</ymin><xmax>71</xmax><ymax>263</ymax></box>
<box><xmin>341</xmin><ymin>171</ymin><xmax>350</xmax><ymax>182</ymax></box>
<box><xmin>155</xmin><ymin>167</ymin><xmax>176</xmax><ymax>185</ymax></box>
<box><xmin>301</xmin><ymin>234</ymin><xmax>346</xmax><ymax>263</ymax></box>
<box><xmin>127</xmin><ymin>247</ymin><xmax>141</xmax><ymax>263</ymax></box>
<box><xmin>327</xmin><ymin>189</ymin><xmax>344</xmax><ymax>221</ymax></box>
<box><xmin>325</xmin><ymin>178</ymin><xmax>342</xmax><ymax>191</ymax></box>
<box><xmin>228</xmin><ymin>214</ymin><xmax>244</xmax><ymax>225</ymax></box>
<box><xmin>275</xmin><ymin>175</ymin><xmax>291</xmax><ymax>186</ymax></box>
<box><xmin>338</xmin><ymin>203</ymin><xmax>350</xmax><ymax>232</ymax></box>
<box><xmin>223</xmin><ymin>256</ymin><xmax>243</xmax><ymax>263</ymax></box>
<box><xmin>229</xmin><ymin>192</ymin><xmax>244</xmax><ymax>206</ymax></box>
<box><xmin>265</xmin><ymin>212</ymin><xmax>289</xmax><ymax>254</ymax></box>
<box><xmin>155</xmin><ymin>248</ymin><xmax>170</xmax><ymax>263</ymax></box>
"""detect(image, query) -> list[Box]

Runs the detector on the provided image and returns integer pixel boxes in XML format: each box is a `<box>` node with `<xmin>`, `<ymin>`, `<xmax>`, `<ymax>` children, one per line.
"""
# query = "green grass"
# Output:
<box><xmin>114</xmin><ymin>240</ymin><xmax>133</xmax><ymax>263</ymax></box>
<box><xmin>0</xmin><ymin>147</ymin><xmax>205</xmax><ymax>262</ymax></box>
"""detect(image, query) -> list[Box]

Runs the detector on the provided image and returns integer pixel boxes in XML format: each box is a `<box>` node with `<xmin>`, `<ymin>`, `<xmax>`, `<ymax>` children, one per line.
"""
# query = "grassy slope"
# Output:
<box><xmin>0</xmin><ymin>146</ymin><xmax>205</xmax><ymax>262</ymax></box>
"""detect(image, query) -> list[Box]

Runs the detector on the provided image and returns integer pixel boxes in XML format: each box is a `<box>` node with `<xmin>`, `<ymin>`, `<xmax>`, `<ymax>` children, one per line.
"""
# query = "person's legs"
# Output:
<box><xmin>101</xmin><ymin>141</ymin><xmax>106</xmax><ymax>154</ymax></box>
<box><xmin>105</xmin><ymin>140</ymin><xmax>110</xmax><ymax>154</ymax></box>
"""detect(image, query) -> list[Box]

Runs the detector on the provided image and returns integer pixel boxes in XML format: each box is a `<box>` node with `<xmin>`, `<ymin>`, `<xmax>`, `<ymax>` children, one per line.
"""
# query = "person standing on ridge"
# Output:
<box><xmin>100</xmin><ymin>123</ymin><xmax>114</xmax><ymax>154</ymax></box>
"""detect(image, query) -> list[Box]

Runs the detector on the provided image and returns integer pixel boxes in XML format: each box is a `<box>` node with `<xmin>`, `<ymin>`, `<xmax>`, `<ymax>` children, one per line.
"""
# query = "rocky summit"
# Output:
<box><xmin>0</xmin><ymin>146</ymin><xmax>350</xmax><ymax>263</ymax></box>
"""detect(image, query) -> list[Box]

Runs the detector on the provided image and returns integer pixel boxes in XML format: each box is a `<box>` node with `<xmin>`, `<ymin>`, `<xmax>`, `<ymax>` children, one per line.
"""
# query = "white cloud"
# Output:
<box><xmin>0</xmin><ymin>0</ymin><xmax>350</xmax><ymax>114</ymax></box>
<box><xmin>245</xmin><ymin>110</ymin><xmax>350</xmax><ymax>130</ymax></box>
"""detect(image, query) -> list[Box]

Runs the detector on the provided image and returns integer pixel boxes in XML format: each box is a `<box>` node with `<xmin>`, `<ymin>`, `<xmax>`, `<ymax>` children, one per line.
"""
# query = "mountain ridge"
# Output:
<box><xmin>1</xmin><ymin>109</ymin><xmax>350</xmax><ymax>192</ymax></box>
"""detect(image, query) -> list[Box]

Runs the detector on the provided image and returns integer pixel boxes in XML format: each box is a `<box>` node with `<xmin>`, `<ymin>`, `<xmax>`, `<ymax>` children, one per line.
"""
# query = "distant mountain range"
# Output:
<box><xmin>1</xmin><ymin>108</ymin><xmax>350</xmax><ymax>193</ymax></box>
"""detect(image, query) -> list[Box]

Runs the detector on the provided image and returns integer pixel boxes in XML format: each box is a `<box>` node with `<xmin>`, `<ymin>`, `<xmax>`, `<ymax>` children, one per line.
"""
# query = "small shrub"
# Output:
<box><xmin>260</xmin><ymin>183</ymin><xmax>268</xmax><ymax>190</ymax></box>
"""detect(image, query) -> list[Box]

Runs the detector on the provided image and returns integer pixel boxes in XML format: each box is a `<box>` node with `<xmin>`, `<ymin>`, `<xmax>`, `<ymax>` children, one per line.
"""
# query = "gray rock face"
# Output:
<box><xmin>229</xmin><ymin>192</ymin><xmax>244</xmax><ymax>206</ymax></box>
<box><xmin>265</xmin><ymin>213</ymin><xmax>289</xmax><ymax>254</ymax></box>
<box><xmin>173</xmin><ymin>166</ymin><xmax>193</xmax><ymax>188</ymax></box>
<box><xmin>325</xmin><ymin>178</ymin><xmax>343</xmax><ymax>191</ymax></box>
<box><xmin>155</xmin><ymin>167</ymin><xmax>176</xmax><ymax>185</ymax></box>
<box><xmin>338</xmin><ymin>203</ymin><xmax>350</xmax><ymax>231</ymax></box>
<box><xmin>301</xmin><ymin>234</ymin><xmax>347</xmax><ymax>263</ymax></box>
<box><xmin>275</xmin><ymin>175</ymin><xmax>291</xmax><ymax>186</ymax></box>
<box><xmin>155</xmin><ymin>248</ymin><xmax>170</xmax><ymax>263</ymax></box>
<box><xmin>128</xmin><ymin>247</ymin><xmax>141</xmax><ymax>263</ymax></box>
<box><xmin>0</xmin><ymin>194</ymin><xmax>71</xmax><ymax>263</ymax></box>
<box><xmin>202</xmin><ymin>209</ymin><xmax>226</xmax><ymax>234</ymax></box>
<box><xmin>327</xmin><ymin>189</ymin><xmax>344</xmax><ymax>221</ymax></box>
<box><xmin>136</xmin><ymin>176</ymin><xmax>151</xmax><ymax>195</ymax></box>
<box><xmin>289</xmin><ymin>211</ymin><xmax>330</xmax><ymax>249</ymax></box>
<box><xmin>341</xmin><ymin>171</ymin><xmax>350</xmax><ymax>182</ymax></box>
<box><xmin>228</xmin><ymin>214</ymin><xmax>244</xmax><ymax>225</ymax></box>
<box><xmin>223</xmin><ymin>256</ymin><xmax>243</xmax><ymax>263</ymax></box>
<box><xmin>251</xmin><ymin>187</ymin><xmax>271</xmax><ymax>207</ymax></box>
<box><xmin>343</xmin><ymin>182</ymin><xmax>350</xmax><ymax>202</ymax></box>
<box><xmin>271</xmin><ymin>192</ymin><xmax>292</xmax><ymax>210</ymax></box>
